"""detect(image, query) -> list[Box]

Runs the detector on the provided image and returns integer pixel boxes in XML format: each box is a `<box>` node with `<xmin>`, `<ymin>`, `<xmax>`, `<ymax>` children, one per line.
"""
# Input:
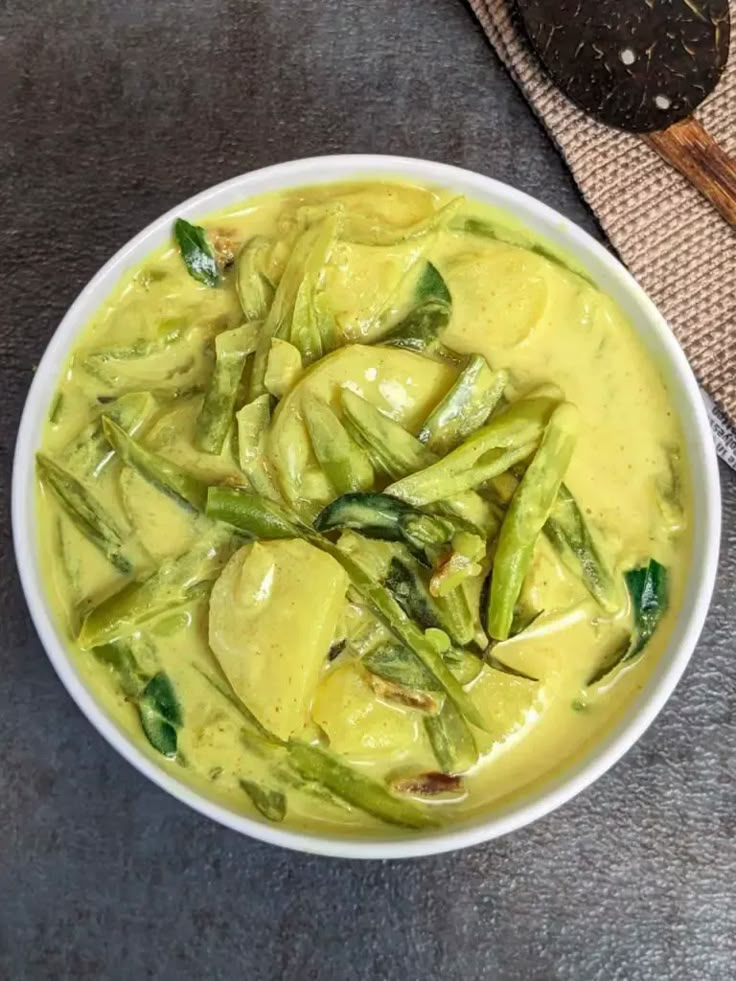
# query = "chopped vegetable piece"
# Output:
<box><xmin>36</xmin><ymin>453</ymin><xmax>132</xmax><ymax>574</ymax></box>
<box><xmin>274</xmin><ymin>763</ymin><xmax>351</xmax><ymax>812</ymax></box>
<box><xmin>235</xmin><ymin>394</ymin><xmax>279</xmax><ymax>500</ymax></box>
<box><xmin>314</xmin><ymin>492</ymin><xmax>454</xmax><ymax>555</ymax></box>
<box><xmin>341</xmin><ymin>387</ymin><xmax>433</xmax><ymax>476</ymax></box>
<box><xmin>264</xmin><ymin>338</ymin><xmax>303</xmax><ymax>398</ymax></box>
<box><xmin>430</xmin><ymin>532</ymin><xmax>485</xmax><ymax>597</ymax></box>
<box><xmin>102</xmin><ymin>416</ymin><xmax>208</xmax><ymax>512</ymax></box>
<box><xmin>381</xmin><ymin>299</ymin><xmax>451</xmax><ymax>353</ymax></box>
<box><xmin>208</xmin><ymin>540</ymin><xmax>349</xmax><ymax>739</ymax></box>
<box><xmin>544</xmin><ymin>484</ymin><xmax>618</xmax><ymax>612</ymax></box>
<box><xmin>424</xmin><ymin>699</ymin><xmax>478</xmax><ymax>774</ymax></box>
<box><xmin>236</xmin><ymin>236</ymin><xmax>274</xmax><ymax>320</ymax></box>
<box><xmin>249</xmin><ymin>220</ymin><xmax>334</xmax><ymax>399</ymax></box>
<box><xmin>419</xmin><ymin>357</ymin><xmax>508</xmax><ymax>455</ymax></box>
<box><xmin>206</xmin><ymin>486</ymin><xmax>301</xmax><ymax>538</ymax></box>
<box><xmin>443</xmin><ymin>647</ymin><xmax>485</xmax><ymax>685</ymax></box>
<box><xmin>362</xmin><ymin>643</ymin><xmax>442</xmax><ymax>692</ymax></box>
<box><xmin>290</xmin><ymin>216</ymin><xmax>340</xmax><ymax>363</ymax></box>
<box><xmin>235</xmin><ymin>395</ymin><xmax>280</xmax><ymax>499</ymax></box>
<box><xmin>424</xmin><ymin>626</ymin><xmax>451</xmax><ymax>654</ymax></box>
<box><xmin>48</xmin><ymin>392</ymin><xmax>64</xmax><ymax>425</ymax></box>
<box><xmin>194</xmin><ymin>322</ymin><xmax>259</xmax><ymax>454</ymax></box>
<box><xmin>65</xmin><ymin>391</ymin><xmax>158</xmax><ymax>480</ymax></box>
<box><xmin>174</xmin><ymin>217</ymin><xmax>219</xmax><ymax>287</ymax></box>
<box><xmin>312</xmin><ymin>660</ymin><xmax>422</xmax><ymax>758</ymax></box>
<box><xmin>79</xmin><ymin>327</ymin><xmax>207</xmax><ymax>399</ymax></box>
<box><xmin>484</xmin><ymin>472</ymin><xmax>620</xmax><ymax>613</ymax></box>
<box><xmin>385</xmin><ymin>396</ymin><xmax>557</xmax><ymax>505</ymax></box>
<box><xmin>656</xmin><ymin>446</ymin><xmax>686</xmax><ymax>535</ymax></box>
<box><xmin>236</xmin><ymin>395</ymin><xmax>270</xmax><ymax>469</ymax></box>
<box><xmin>384</xmin><ymin>555</ymin><xmax>474</xmax><ymax>648</ymax></box>
<box><xmin>302</xmin><ymin>394</ymin><xmax>374</xmax><ymax>494</ymax></box>
<box><xmin>83</xmin><ymin>336</ymin><xmax>182</xmax><ymax>366</ymax></box>
<box><xmin>239</xmin><ymin>779</ymin><xmax>287</xmax><ymax>822</ymax></box>
<box><xmin>434</xmin><ymin>582</ymin><xmax>475</xmax><ymax>647</ymax></box>
<box><xmin>286</xmin><ymin>740</ymin><xmax>437</xmax><ymax>829</ymax></box>
<box><xmin>92</xmin><ymin>637</ymin><xmax>151</xmax><ymax>699</ymax></box>
<box><xmin>487</xmin><ymin>403</ymin><xmax>580</xmax><ymax>641</ymax></box>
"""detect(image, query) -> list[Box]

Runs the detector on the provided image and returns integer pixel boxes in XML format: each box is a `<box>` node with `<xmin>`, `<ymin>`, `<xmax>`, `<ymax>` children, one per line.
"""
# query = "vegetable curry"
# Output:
<box><xmin>37</xmin><ymin>181</ymin><xmax>690</xmax><ymax>835</ymax></box>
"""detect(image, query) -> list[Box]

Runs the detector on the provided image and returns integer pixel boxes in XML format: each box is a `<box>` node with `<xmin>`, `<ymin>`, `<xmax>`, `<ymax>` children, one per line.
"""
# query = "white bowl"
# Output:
<box><xmin>12</xmin><ymin>155</ymin><xmax>721</xmax><ymax>859</ymax></box>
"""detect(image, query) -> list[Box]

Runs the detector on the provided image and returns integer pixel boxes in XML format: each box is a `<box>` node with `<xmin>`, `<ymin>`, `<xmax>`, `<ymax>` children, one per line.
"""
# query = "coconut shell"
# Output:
<box><xmin>515</xmin><ymin>0</ymin><xmax>731</xmax><ymax>133</ymax></box>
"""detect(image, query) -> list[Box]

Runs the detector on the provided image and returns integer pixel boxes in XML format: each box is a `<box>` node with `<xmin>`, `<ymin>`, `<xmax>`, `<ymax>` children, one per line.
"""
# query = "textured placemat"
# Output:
<box><xmin>469</xmin><ymin>0</ymin><xmax>736</xmax><ymax>428</ymax></box>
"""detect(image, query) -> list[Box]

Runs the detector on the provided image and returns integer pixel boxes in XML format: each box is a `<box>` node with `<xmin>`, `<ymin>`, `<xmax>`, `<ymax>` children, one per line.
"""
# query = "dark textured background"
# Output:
<box><xmin>1</xmin><ymin>1</ymin><xmax>734</xmax><ymax>978</ymax></box>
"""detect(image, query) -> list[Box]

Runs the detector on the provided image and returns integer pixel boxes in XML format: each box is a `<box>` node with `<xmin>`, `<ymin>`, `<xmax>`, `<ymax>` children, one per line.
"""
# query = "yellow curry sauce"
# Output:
<box><xmin>37</xmin><ymin>181</ymin><xmax>690</xmax><ymax>836</ymax></box>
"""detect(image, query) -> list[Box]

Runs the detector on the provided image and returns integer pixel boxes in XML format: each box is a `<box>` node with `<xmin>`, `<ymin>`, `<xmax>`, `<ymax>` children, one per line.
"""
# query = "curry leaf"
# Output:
<box><xmin>415</xmin><ymin>261</ymin><xmax>451</xmax><ymax>304</ymax></box>
<box><xmin>138</xmin><ymin>672</ymin><xmax>182</xmax><ymax>757</ymax></box>
<box><xmin>174</xmin><ymin>218</ymin><xmax>219</xmax><ymax>287</ymax></box>
<box><xmin>363</xmin><ymin>643</ymin><xmax>443</xmax><ymax>691</ymax></box>
<box><xmin>587</xmin><ymin>559</ymin><xmax>668</xmax><ymax>685</ymax></box>
<box><xmin>139</xmin><ymin>701</ymin><xmax>178</xmax><ymax>758</ymax></box>
<box><xmin>625</xmin><ymin>559</ymin><xmax>669</xmax><ymax>658</ymax></box>
<box><xmin>142</xmin><ymin>672</ymin><xmax>182</xmax><ymax>726</ymax></box>
<box><xmin>380</xmin><ymin>262</ymin><xmax>452</xmax><ymax>352</ymax></box>
<box><xmin>382</xmin><ymin>300</ymin><xmax>451</xmax><ymax>353</ymax></box>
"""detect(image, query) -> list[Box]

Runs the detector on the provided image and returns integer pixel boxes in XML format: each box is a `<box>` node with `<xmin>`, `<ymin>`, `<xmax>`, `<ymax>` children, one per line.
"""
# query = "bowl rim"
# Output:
<box><xmin>12</xmin><ymin>153</ymin><xmax>721</xmax><ymax>859</ymax></box>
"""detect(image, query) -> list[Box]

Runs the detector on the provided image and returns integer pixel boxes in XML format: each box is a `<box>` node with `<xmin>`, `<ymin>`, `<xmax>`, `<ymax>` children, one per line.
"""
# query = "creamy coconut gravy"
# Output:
<box><xmin>37</xmin><ymin>181</ymin><xmax>689</xmax><ymax>835</ymax></box>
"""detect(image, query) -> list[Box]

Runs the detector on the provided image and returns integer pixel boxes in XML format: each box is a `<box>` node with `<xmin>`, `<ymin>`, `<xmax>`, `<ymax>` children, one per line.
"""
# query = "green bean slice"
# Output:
<box><xmin>487</xmin><ymin>403</ymin><xmax>580</xmax><ymax>641</ymax></box>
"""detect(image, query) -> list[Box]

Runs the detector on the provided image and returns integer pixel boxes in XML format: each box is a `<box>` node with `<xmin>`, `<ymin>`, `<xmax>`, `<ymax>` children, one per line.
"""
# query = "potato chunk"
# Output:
<box><xmin>209</xmin><ymin>540</ymin><xmax>348</xmax><ymax>739</ymax></box>
<box><xmin>312</xmin><ymin>661</ymin><xmax>421</xmax><ymax>761</ymax></box>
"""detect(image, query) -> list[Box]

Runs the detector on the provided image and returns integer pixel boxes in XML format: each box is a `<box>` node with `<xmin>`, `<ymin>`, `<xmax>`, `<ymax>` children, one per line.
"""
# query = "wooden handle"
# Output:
<box><xmin>644</xmin><ymin>116</ymin><xmax>736</xmax><ymax>228</ymax></box>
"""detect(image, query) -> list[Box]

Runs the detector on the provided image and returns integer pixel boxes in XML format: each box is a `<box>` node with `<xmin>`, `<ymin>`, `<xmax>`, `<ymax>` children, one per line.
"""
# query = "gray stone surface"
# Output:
<box><xmin>1</xmin><ymin>0</ymin><xmax>734</xmax><ymax>977</ymax></box>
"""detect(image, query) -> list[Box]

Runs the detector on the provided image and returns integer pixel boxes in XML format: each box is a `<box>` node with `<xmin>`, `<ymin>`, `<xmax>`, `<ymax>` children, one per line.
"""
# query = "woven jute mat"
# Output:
<box><xmin>468</xmin><ymin>0</ymin><xmax>736</xmax><ymax>427</ymax></box>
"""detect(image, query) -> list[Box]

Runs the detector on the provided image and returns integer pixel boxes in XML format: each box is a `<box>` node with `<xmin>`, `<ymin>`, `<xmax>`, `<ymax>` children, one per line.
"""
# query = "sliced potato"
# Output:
<box><xmin>312</xmin><ymin>661</ymin><xmax>423</xmax><ymax>761</ymax></box>
<box><xmin>443</xmin><ymin>246</ymin><xmax>549</xmax><ymax>349</ymax></box>
<box><xmin>469</xmin><ymin>666</ymin><xmax>542</xmax><ymax>754</ymax></box>
<box><xmin>209</xmin><ymin>540</ymin><xmax>348</xmax><ymax>740</ymax></box>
